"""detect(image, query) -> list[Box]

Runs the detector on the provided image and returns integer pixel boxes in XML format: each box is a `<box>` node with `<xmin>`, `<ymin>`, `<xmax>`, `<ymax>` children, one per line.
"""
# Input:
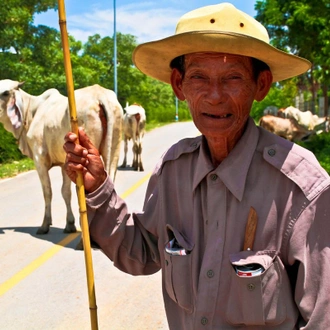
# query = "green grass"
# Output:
<box><xmin>145</xmin><ymin>120</ymin><xmax>180</xmax><ymax>131</ymax></box>
<box><xmin>0</xmin><ymin>158</ymin><xmax>35</xmax><ymax>179</ymax></box>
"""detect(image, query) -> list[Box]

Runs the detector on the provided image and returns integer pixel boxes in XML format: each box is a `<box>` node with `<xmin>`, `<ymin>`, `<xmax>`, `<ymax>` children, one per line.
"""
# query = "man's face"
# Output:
<box><xmin>171</xmin><ymin>52</ymin><xmax>268</xmax><ymax>142</ymax></box>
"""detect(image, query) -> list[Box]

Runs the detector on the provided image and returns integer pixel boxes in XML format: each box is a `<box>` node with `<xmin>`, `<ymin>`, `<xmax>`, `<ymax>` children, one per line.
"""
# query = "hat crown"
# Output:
<box><xmin>176</xmin><ymin>2</ymin><xmax>269</xmax><ymax>44</ymax></box>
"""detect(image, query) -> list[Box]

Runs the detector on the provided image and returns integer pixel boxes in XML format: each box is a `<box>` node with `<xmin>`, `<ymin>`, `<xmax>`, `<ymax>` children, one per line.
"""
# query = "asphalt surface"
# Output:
<box><xmin>0</xmin><ymin>121</ymin><xmax>200</xmax><ymax>330</ymax></box>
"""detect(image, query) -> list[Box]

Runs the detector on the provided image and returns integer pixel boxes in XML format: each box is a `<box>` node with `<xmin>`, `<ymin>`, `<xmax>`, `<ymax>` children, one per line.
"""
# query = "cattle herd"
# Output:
<box><xmin>1</xmin><ymin>79</ymin><xmax>328</xmax><ymax>234</ymax></box>
<box><xmin>259</xmin><ymin>106</ymin><xmax>329</xmax><ymax>142</ymax></box>
<box><xmin>0</xmin><ymin>79</ymin><xmax>146</xmax><ymax>235</ymax></box>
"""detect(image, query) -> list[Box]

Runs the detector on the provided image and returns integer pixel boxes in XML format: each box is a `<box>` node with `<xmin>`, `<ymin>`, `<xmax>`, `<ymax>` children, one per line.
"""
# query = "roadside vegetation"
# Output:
<box><xmin>297</xmin><ymin>133</ymin><xmax>330</xmax><ymax>174</ymax></box>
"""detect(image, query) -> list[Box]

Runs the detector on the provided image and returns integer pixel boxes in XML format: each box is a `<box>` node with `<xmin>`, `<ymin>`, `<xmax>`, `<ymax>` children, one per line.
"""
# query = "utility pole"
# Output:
<box><xmin>113</xmin><ymin>0</ymin><xmax>117</xmax><ymax>95</ymax></box>
<box><xmin>175</xmin><ymin>96</ymin><xmax>179</xmax><ymax>121</ymax></box>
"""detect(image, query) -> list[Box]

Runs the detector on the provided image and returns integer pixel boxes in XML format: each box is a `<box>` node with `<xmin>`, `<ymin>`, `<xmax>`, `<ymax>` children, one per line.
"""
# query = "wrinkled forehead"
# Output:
<box><xmin>185</xmin><ymin>52</ymin><xmax>252</xmax><ymax>62</ymax></box>
<box><xmin>183</xmin><ymin>52</ymin><xmax>253</xmax><ymax>69</ymax></box>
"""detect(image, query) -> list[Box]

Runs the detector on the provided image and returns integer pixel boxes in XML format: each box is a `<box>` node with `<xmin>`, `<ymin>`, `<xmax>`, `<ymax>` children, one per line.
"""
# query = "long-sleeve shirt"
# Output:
<box><xmin>86</xmin><ymin>117</ymin><xmax>330</xmax><ymax>329</ymax></box>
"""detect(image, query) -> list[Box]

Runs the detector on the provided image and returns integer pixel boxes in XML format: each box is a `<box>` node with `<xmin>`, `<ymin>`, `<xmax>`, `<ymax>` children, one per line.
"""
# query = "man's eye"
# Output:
<box><xmin>190</xmin><ymin>74</ymin><xmax>204</xmax><ymax>79</ymax></box>
<box><xmin>228</xmin><ymin>75</ymin><xmax>241</xmax><ymax>80</ymax></box>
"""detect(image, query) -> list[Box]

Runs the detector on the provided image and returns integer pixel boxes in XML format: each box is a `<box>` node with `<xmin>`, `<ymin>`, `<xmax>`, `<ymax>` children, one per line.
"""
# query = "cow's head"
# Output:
<box><xmin>0</xmin><ymin>80</ymin><xmax>25</xmax><ymax>131</ymax></box>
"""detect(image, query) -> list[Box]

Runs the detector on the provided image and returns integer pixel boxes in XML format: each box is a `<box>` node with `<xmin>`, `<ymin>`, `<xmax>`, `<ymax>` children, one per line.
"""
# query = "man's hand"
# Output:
<box><xmin>63</xmin><ymin>127</ymin><xmax>107</xmax><ymax>193</ymax></box>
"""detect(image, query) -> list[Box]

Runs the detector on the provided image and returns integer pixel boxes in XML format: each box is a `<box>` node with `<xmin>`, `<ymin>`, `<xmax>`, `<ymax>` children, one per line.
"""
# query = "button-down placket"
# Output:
<box><xmin>194</xmin><ymin>173</ymin><xmax>227</xmax><ymax>328</ymax></box>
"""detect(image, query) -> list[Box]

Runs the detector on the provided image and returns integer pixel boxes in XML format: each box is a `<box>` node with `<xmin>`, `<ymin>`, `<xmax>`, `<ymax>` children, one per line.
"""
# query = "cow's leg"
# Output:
<box><xmin>35</xmin><ymin>164</ymin><xmax>53</xmax><ymax>235</ymax></box>
<box><xmin>137</xmin><ymin>142</ymin><xmax>144</xmax><ymax>171</ymax></box>
<box><xmin>120</xmin><ymin>138</ymin><xmax>128</xmax><ymax>168</ymax></box>
<box><xmin>61</xmin><ymin>168</ymin><xmax>76</xmax><ymax>233</ymax></box>
<box><xmin>132</xmin><ymin>141</ymin><xmax>138</xmax><ymax>170</ymax></box>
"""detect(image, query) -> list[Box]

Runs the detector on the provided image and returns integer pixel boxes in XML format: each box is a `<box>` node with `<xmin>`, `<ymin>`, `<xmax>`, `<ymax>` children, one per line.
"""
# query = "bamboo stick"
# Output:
<box><xmin>57</xmin><ymin>1</ymin><xmax>98</xmax><ymax>329</ymax></box>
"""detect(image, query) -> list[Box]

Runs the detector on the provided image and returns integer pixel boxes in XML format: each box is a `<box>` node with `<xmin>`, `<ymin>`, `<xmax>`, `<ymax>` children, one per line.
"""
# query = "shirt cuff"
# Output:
<box><xmin>85</xmin><ymin>174</ymin><xmax>114</xmax><ymax>209</ymax></box>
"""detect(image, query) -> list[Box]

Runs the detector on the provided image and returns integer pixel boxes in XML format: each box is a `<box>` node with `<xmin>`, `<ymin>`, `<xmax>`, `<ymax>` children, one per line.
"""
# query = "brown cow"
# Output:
<box><xmin>259</xmin><ymin>115</ymin><xmax>312</xmax><ymax>142</ymax></box>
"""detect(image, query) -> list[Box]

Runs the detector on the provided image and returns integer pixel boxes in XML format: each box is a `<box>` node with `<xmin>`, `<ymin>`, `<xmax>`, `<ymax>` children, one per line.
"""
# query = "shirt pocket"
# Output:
<box><xmin>225</xmin><ymin>250</ymin><xmax>298</xmax><ymax>326</ymax></box>
<box><xmin>163</xmin><ymin>224</ymin><xmax>194</xmax><ymax>314</ymax></box>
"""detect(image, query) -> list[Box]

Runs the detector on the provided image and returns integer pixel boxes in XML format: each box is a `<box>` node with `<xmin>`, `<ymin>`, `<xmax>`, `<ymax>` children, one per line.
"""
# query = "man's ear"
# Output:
<box><xmin>255</xmin><ymin>70</ymin><xmax>273</xmax><ymax>102</ymax></box>
<box><xmin>170</xmin><ymin>69</ymin><xmax>186</xmax><ymax>101</ymax></box>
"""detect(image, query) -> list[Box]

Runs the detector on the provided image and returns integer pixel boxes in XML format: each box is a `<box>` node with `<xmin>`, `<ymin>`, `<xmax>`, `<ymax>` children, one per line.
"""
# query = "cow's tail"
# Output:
<box><xmin>98</xmin><ymin>101</ymin><xmax>112</xmax><ymax>176</ymax></box>
<box><xmin>100</xmin><ymin>92</ymin><xmax>123</xmax><ymax>182</ymax></box>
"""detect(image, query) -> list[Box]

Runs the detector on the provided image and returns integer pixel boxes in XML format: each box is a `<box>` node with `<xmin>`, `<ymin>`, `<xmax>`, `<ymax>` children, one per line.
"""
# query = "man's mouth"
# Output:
<box><xmin>203</xmin><ymin>113</ymin><xmax>232</xmax><ymax>119</ymax></box>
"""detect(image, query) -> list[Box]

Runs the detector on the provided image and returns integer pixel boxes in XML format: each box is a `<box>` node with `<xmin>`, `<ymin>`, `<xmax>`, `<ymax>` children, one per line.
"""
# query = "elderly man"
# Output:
<box><xmin>63</xmin><ymin>3</ymin><xmax>330</xmax><ymax>329</ymax></box>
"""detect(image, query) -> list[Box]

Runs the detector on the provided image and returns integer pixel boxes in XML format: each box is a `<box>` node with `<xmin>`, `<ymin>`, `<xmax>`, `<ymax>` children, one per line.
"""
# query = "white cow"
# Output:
<box><xmin>0</xmin><ymin>79</ymin><xmax>123</xmax><ymax>234</ymax></box>
<box><xmin>120</xmin><ymin>104</ymin><xmax>146</xmax><ymax>171</ymax></box>
<box><xmin>278</xmin><ymin>106</ymin><xmax>327</xmax><ymax>131</ymax></box>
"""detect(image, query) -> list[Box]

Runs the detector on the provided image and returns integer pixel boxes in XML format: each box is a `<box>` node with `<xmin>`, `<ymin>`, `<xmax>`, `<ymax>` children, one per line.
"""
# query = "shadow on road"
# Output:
<box><xmin>117</xmin><ymin>165</ymin><xmax>137</xmax><ymax>172</ymax></box>
<box><xmin>0</xmin><ymin>226</ymin><xmax>82</xmax><ymax>250</ymax></box>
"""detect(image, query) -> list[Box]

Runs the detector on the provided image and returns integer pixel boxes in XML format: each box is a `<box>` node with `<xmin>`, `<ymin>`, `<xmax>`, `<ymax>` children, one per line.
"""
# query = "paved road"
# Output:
<box><xmin>0</xmin><ymin>121</ymin><xmax>200</xmax><ymax>330</ymax></box>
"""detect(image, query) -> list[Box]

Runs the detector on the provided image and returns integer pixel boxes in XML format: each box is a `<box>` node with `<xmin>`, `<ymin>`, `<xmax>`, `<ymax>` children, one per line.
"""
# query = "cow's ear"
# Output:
<box><xmin>7</xmin><ymin>90</ymin><xmax>24</xmax><ymax>129</ymax></box>
<box><xmin>255</xmin><ymin>70</ymin><xmax>273</xmax><ymax>102</ymax></box>
<box><xmin>170</xmin><ymin>69</ymin><xmax>186</xmax><ymax>101</ymax></box>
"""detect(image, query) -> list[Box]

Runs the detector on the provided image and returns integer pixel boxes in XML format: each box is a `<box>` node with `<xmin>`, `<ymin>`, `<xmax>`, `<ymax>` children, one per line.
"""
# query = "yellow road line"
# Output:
<box><xmin>120</xmin><ymin>172</ymin><xmax>151</xmax><ymax>199</ymax></box>
<box><xmin>0</xmin><ymin>172</ymin><xmax>152</xmax><ymax>296</ymax></box>
<box><xmin>0</xmin><ymin>232</ymin><xmax>80</xmax><ymax>296</ymax></box>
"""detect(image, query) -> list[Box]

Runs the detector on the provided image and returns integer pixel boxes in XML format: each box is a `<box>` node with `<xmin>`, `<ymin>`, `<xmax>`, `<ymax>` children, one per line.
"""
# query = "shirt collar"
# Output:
<box><xmin>193</xmin><ymin>117</ymin><xmax>259</xmax><ymax>201</ymax></box>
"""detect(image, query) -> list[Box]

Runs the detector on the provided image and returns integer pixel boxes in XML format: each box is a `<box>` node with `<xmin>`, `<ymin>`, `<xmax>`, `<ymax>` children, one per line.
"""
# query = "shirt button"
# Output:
<box><xmin>247</xmin><ymin>283</ymin><xmax>255</xmax><ymax>291</ymax></box>
<box><xmin>210</xmin><ymin>174</ymin><xmax>218</xmax><ymax>181</ymax></box>
<box><xmin>268</xmin><ymin>148</ymin><xmax>276</xmax><ymax>156</ymax></box>
<box><xmin>201</xmin><ymin>317</ymin><xmax>208</xmax><ymax>325</ymax></box>
<box><xmin>207</xmin><ymin>270</ymin><xmax>214</xmax><ymax>278</ymax></box>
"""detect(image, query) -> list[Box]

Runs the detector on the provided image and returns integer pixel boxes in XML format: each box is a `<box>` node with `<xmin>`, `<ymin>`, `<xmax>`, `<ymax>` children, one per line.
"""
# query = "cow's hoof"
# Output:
<box><xmin>36</xmin><ymin>227</ymin><xmax>50</xmax><ymax>235</ymax></box>
<box><xmin>63</xmin><ymin>224</ymin><xmax>77</xmax><ymax>234</ymax></box>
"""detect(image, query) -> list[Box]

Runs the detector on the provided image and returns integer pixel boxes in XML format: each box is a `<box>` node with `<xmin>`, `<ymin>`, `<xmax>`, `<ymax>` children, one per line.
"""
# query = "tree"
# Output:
<box><xmin>255</xmin><ymin>0</ymin><xmax>330</xmax><ymax>115</ymax></box>
<box><xmin>251</xmin><ymin>79</ymin><xmax>298</xmax><ymax>120</ymax></box>
<box><xmin>0</xmin><ymin>0</ymin><xmax>57</xmax><ymax>53</ymax></box>
<box><xmin>0</xmin><ymin>1</ymin><xmax>190</xmax><ymax>123</ymax></box>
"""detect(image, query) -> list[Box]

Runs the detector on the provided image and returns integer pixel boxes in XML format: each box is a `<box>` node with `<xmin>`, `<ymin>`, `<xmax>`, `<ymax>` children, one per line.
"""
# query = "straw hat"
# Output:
<box><xmin>132</xmin><ymin>2</ymin><xmax>311</xmax><ymax>83</ymax></box>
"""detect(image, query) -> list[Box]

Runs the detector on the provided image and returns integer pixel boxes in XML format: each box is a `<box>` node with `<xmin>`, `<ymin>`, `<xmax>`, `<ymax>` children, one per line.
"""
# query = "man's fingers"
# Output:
<box><xmin>63</xmin><ymin>138</ymin><xmax>88</xmax><ymax>158</ymax></box>
<box><xmin>66</xmin><ymin>151</ymin><xmax>89</xmax><ymax>166</ymax></box>
<box><xmin>78</xmin><ymin>128</ymin><xmax>100</xmax><ymax>155</ymax></box>
<box><xmin>64</xmin><ymin>131</ymin><xmax>78</xmax><ymax>143</ymax></box>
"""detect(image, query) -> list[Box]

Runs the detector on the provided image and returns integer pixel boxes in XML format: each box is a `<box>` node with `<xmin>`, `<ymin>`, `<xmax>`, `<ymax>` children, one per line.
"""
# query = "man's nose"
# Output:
<box><xmin>207</xmin><ymin>80</ymin><xmax>227</xmax><ymax>104</ymax></box>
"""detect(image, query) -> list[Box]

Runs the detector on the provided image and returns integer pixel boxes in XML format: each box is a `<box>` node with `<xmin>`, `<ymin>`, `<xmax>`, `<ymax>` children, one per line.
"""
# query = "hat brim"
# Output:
<box><xmin>133</xmin><ymin>31</ymin><xmax>311</xmax><ymax>83</ymax></box>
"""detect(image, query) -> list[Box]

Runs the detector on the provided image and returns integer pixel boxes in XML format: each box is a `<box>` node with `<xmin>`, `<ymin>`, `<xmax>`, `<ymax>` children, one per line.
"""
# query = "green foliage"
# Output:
<box><xmin>255</xmin><ymin>0</ymin><xmax>330</xmax><ymax>115</ymax></box>
<box><xmin>251</xmin><ymin>79</ymin><xmax>298</xmax><ymax>121</ymax></box>
<box><xmin>0</xmin><ymin>123</ymin><xmax>25</xmax><ymax>162</ymax></box>
<box><xmin>0</xmin><ymin>157</ymin><xmax>35</xmax><ymax>179</ymax></box>
<box><xmin>130</xmin><ymin>75</ymin><xmax>191</xmax><ymax>123</ymax></box>
<box><xmin>297</xmin><ymin>133</ymin><xmax>330</xmax><ymax>174</ymax></box>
